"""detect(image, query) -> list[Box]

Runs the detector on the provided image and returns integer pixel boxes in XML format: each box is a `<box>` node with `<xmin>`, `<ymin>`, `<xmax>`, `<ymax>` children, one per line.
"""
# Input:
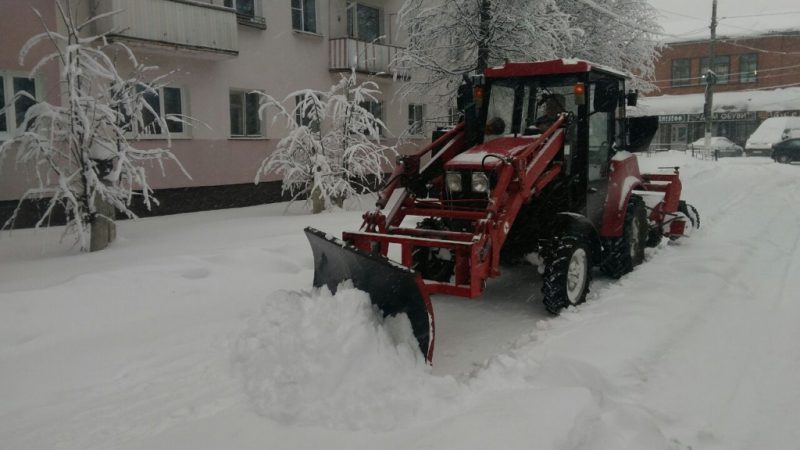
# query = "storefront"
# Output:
<box><xmin>634</xmin><ymin>87</ymin><xmax>800</xmax><ymax>150</ymax></box>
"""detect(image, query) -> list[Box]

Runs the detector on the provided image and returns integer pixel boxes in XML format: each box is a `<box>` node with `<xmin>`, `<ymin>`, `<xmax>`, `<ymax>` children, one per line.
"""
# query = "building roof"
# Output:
<box><xmin>630</xmin><ymin>86</ymin><xmax>800</xmax><ymax>116</ymax></box>
<box><xmin>666</xmin><ymin>28</ymin><xmax>800</xmax><ymax>46</ymax></box>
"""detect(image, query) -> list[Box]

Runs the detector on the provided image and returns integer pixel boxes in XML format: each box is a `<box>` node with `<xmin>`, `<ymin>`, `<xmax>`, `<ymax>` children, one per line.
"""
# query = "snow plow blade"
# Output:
<box><xmin>304</xmin><ymin>227</ymin><xmax>434</xmax><ymax>362</ymax></box>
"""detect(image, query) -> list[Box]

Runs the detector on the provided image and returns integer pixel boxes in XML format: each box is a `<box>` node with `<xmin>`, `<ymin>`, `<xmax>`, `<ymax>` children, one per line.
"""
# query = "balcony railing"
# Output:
<box><xmin>96</xmin><ymin>0</ymin><xmax>238</xmax><ymax>57</ymax></box>
<box><xmin>329</xmin><ymin>38</ymin><xmax>406</xmax><ymax>76</ymax></box>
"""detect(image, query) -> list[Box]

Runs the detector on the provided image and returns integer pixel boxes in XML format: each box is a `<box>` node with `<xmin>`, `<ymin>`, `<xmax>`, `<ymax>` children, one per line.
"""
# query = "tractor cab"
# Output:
<box><xmin>448</xmin><ymin>59</ymin><xmax>638</xmax><ymax>228</ymax></box>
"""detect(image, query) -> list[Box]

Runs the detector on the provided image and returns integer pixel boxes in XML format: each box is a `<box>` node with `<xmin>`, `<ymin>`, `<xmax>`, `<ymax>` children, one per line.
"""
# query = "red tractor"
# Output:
<box><xmin>306</xmin><ymin>59</ymin><xmax>698</xmax><ymax>362</ymax></box>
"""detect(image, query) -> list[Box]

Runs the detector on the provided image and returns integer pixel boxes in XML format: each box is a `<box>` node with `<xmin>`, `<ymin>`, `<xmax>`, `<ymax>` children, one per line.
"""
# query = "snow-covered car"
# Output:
<box><xmin>687</xmin><ymin>137</ymin><xmax>744</xmax><ymax>157</ymax></box>
<box><xmin>771</xmin><ymin>138</ymin><xmax>800</xmax><ymax>163</ymax></box>
<box><xmin>745</xmin><ymin>116</ymin><xmax>800</xmax><ymax>156</ymax></box>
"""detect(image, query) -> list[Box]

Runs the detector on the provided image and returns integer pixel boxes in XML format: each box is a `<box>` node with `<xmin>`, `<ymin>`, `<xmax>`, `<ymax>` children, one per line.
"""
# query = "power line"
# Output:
<box><xmin>656</xmin><ymin>8</ymin><xmax>706</xmax><ymax>22</ymax></box>
<box><xmin>721</xmin><ymin>11</ymin><xmax>800</xmax><ymax>19</ymax></box>
<box><xmin>652</xmin><ymin>63</ymin><xmax>800</xmax><ymax>85</ymax></box>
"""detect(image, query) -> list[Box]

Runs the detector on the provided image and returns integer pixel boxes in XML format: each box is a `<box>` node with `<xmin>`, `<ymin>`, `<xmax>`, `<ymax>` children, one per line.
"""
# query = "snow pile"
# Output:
<box><xmin>231</xmin><ymin>284</ymin><xmax>463</xmax><ymax>430</ymax></box>
<box><xmin>630</xmin><ymin>86</ymin><xmax>800</xmax><ymax>116</ymax></box>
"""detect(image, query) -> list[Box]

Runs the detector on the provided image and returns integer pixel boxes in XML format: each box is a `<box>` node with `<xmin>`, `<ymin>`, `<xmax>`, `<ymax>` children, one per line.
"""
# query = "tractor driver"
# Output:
<box><xmin>531</xmin><ymin>93</ymin><xmax>566</xmax><ymax>133</ymax></box>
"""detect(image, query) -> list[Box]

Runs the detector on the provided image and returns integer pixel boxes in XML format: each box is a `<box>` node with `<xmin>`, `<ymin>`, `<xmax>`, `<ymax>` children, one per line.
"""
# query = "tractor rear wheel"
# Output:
<box><xmin>542</xmin><ymin>236</ymin><xmax>592</xmax><ymax>314</ymax></box>
<box><xmin>601</xmin><ymin>195</ymin><xmax>648</xmax><ymax>279</ymax></box>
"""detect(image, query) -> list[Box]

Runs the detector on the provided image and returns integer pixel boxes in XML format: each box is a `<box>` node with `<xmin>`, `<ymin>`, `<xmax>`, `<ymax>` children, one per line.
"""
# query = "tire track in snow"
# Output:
<box><xmin>629</xmin><ymin>162</ymin><xmax>800</xmax><ymax>449</ymax></box>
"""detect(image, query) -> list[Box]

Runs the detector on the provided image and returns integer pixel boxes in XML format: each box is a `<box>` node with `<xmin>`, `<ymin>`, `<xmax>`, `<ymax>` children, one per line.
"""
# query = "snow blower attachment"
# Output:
<box><xmin>305</xmin><ymin>227</ymin><xmax>434</xmax><ymax>361</ymax></box>
<box><xmin>305</xmin><ymin>59</ymin><xmax>697</xmax><ymax>363</ymax></box>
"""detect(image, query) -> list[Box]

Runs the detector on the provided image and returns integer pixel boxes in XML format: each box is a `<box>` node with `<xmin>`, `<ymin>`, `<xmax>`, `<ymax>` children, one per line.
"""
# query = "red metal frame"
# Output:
<box><xmin>345</xmin><ymin>116</ymin><xmax>568</xmax><ymax>299</ymax></box>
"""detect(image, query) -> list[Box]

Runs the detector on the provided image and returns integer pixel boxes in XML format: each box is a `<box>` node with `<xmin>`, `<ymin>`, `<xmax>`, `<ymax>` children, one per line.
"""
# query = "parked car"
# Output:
<box><xmin>745</xmin><ymin>116</ymin><xmax>800</xmax><ymax>156</ymax></box>
<box><xmin>687</xmin><ymin>136</ymin><xmax>744</xmax><ymax>157</ymax></box>
<box><xmin>771</xmin><ymin>138</ymin><xmax>800</xmax><ymax>163</ymax></box>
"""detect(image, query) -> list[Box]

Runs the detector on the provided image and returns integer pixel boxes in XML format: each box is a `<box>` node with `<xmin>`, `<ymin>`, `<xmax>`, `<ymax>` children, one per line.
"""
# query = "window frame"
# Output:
<box><xmin>700</xmin><ymin>55</ymin><xmax>731</xmax><ymax>85</ymax></box>
<box><xmin>670</xmin><ymin>58</ymin><xmax>691</xmax><ymax>87</ymax></box>
<box><xmin>229</xmin><ymin>88</ymin><xmax>264</xmax><ymax>139</ymax></box>
<box><xmin>294</xmin><ymin>94</ymin><xmax>322</xmax><ymax>133</ymax></box>
<box><xmin>739</xmin><ymin>53</ymin><xmax>758</xmax><ymax>83</ymax></box>
<box><xmin>359</xmin><ymin>99</ymin><xmax>383</xmax><ymax>137</ymax></box>
<box><xmin>0</xmin><ymin>71</ymin><xmax>42</xmax><ymax>141</ymax></box>
<box><xmin>407</xmin><ymin>103</ymin><xmax>425</xmax><ymax>136</ymax></box>
<box><xmin>291</xmin><ymin>0</ymin><xmax>318</xmax><ymax>34</ymax></box>
<box><xmin>137</xmin><ymin>85</ymin><xmax>190</xmax><ymax>140</ymax></box>
<box><xmin>347</xmin><ymin>1</ymin><xmax>382</xmax><ymax>43</ymax></box>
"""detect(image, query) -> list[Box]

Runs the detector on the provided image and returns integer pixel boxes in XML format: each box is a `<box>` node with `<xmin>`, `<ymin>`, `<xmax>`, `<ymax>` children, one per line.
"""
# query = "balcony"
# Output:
<box><xmin>95</xmin><ymin>0</ymin><xmax>238</xmax><ymax>59</ymax></box>
<box><xmin>329</xmin><ymin>38</ymin><xmax>406</xmax><ymax>77</ymax></box>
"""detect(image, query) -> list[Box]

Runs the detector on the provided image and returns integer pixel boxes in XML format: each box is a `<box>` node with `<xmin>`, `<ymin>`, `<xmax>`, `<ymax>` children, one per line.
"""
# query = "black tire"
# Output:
<box><xmin>777</xmin><ymin>153</ymin><xmax>791</xmax><ymax>164</ymax></box>
<box><xmin>600</xmin><ymin>195</ymin><xmax>648</xmax><ymax>279</ymax></box>
<box><xmin>542</xmin><ymin>236</ymin><xmax>592</xmax><ymax>314</ymax></box>
<box><xmin>678</xmin><ymin>201</ymin><xmax>700</xmax><ymax>230</ymax></box>
<box><xmin>645</xmin><ymin>228</ymin><xmax>663</xmax><ymax>248</ymax></box>
<box><xmin>411</xmin><ymin>218</ymin><xmax>454</xmax><ymax>282</ymax></box>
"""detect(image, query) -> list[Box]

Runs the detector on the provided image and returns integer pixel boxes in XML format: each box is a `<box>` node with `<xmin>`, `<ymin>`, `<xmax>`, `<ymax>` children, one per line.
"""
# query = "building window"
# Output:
<box><xmin>359</xmin><ymin>100</ymin><xmax>382</xmax><ymax>135</ymax></box>
<box><xmin>224</xmin><ymin>0</ymin><xmax>255</xmax><ymax>16</ymax></box>
<box><xmin>700</xmin><ymin>56</ymin><xmax>730</xmax><ymax>85</ymax></box>
<box><xmin>0</xmin><ymin>73</ymin><xmax>39</xmax><ymax>138</ymax></box>
<box><xmin>294</xmin><ymin>94</ymin><xmax>321</xmax><ymax>132</ymax></box>
<box><xmin>230</xmin><ymin>90</ymin><xmax>262</xmax><ymax>137</ymax></box>
<box><xmin>224</xmin><ymin>0</ymin><xmax>266</xmax><ymax>28</ymax></box>
<box><xmin>740</xmin><ymin>54</ymin><xmax>758</xmax><ymax>83</ymax></box>
<box><xmin>448</xmin><ymin>106</ymin><xmax>460</xmax><ymax>125</ymax></box>
<box><xmin>138</xmin><ymin>86</ymin><xmax>186</xmax><ymax>136</ymax></box>
<box><xmin>671</xmin><ymin>59</ymin><xmax>691</xmax><ymax>87</ymax></box>
<box><xmin>408</xmin><ymin>103</ymin><xmax>425</xmax><ymax>135</ymax></box>
<box><xmin>347</xmin><ymin>2</ymin><xmax>381</xmax><ymax>42</ymax></box>
<box><xmin>291</xmin><ymin>0</ymin><xmax>316</xmax><ymax>33</ymax></box>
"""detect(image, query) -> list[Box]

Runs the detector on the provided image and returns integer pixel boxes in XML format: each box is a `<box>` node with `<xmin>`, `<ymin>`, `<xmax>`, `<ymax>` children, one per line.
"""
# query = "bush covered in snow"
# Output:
<box><xmin>0</xmin><ymin>2</ymin><xmax>189</xmax><ymax>251</ymax></box>
<box><xmin>255</xmin><ymin>72</ymin><xmax>395</xmax><ymax>213</ymax></box>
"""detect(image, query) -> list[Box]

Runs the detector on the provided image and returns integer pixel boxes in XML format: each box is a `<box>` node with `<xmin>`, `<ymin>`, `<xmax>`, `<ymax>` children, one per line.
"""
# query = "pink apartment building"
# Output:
<box><xmin>0</xmin><ymin>0</ymin><xmax>431</xmax><ymax>224</ymax></box>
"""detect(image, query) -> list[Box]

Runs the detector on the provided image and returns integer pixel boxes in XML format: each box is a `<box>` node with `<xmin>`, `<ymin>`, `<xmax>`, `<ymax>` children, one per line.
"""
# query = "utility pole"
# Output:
<box><xmin>703</xmin><ymin>0</ymin><xmax>718</xmax><ymax>158</ymax></box>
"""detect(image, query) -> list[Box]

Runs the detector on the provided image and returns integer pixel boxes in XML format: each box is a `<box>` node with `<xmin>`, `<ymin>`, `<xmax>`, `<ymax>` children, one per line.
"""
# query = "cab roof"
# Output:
<box><xmin>485</xmin><ymin>59</ymin><xmax>629</xmax><ymax>80</ymax></box>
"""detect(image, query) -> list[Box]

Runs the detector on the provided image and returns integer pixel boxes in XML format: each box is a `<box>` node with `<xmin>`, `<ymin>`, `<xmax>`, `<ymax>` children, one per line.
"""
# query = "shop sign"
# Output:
<box><xmin>757</xmin><ymin>110</ymin><xmax>800</xmax><ymax>119</ymax></box>
<box><xmin>684</xmin><ymin>112</ymin><xmax>756</xmax><ymax>122</ymax></box>
<box><xmin>658</xmin><ymin>114</ymin><xmax>686</xmax><ymax>123</ymax></box>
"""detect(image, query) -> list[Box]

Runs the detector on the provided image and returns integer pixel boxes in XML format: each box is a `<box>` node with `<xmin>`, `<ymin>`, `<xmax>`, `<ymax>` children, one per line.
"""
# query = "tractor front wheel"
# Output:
<box><xmin>542</xmin><ymin>236</ymin><xmax>592</xmax><ymax>314</ymax></box>
<box><xmin>412</xmin><ymin>218</ymin><xmax>454</xmax><ymax>282</ymax></box>
<box><xmin>601</xmin><ymin>195</ymin><xmax>648</xmax><ymax>279</ymax></box>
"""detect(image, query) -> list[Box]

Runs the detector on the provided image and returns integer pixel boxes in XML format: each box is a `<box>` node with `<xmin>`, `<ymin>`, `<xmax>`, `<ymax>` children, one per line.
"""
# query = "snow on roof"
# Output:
<box><xmin>665</xmin><ymin>28</ymin><xmax>800</xmax><ymax>45</ymax></box>
<box><xmin>629</xmin><ymin>87</ymin><xmax>800</xmax><ymax>116</ymax></box>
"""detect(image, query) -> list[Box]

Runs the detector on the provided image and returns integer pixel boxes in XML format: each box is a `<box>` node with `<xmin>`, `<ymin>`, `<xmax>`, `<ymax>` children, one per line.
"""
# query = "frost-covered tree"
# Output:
<box><xmin>556</xmin><ymin>0</ymin><xmax>662</xmax><ymax>90</ymax></box>
<box><xmin>395</xmin><ymin>0</ymin><xmax>661</xmax><ymax>98</ymax></box>
<box><xmin>395</xmin><ymin>0</ymin><xmax>575</xmax><ymax>99</ymax></box>
<box><xmin>0</xmin><ymin>2</ymin><xmax>189</xmax><ymax>252</ymax></box>
<box><xmin>256</xmin><ymin>72</ymin><xmax>394</xmax><ymax>213</ymax></box>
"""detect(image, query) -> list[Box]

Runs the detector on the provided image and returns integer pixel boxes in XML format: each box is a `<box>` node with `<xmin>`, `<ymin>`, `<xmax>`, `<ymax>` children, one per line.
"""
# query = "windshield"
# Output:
<box><xmin>484</xmin><ymin>76</ymin><xmax>581</xmax><ymax>139</ymax></box>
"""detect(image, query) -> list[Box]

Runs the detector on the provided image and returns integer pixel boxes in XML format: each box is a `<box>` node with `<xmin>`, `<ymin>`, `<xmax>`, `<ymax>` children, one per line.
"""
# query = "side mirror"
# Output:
<box><xmin>626</xmin><ymin>90</ymin><xmax>638</xmax><ymax>107</ymax></box>
<box><xmin>593</xmin><ymin>79</ymin><xmax>619</xmax><ymax>113</ymax></box>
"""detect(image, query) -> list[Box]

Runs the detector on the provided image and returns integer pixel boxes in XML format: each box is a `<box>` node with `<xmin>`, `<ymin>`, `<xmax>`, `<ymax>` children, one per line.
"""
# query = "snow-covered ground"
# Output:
<box><xmin>2</xmin><ymin>152</ymin><xmax>800</xmax><ymax>450</ymax></box>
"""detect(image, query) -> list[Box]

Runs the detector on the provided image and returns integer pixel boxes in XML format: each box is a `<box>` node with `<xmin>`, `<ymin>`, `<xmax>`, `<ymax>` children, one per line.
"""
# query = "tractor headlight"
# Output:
<box><xmin>445</xmin><ymin>172</ymin><xmax>462</xmax><ymax>192</ymax></box>
<box><xmin>471</xmin><ymin>172</ymin><xmax>490</xmax><ymax>193</ymax></box>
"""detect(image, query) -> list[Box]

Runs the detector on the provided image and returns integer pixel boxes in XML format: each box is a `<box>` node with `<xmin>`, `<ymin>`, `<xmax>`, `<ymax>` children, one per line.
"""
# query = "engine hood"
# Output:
<box><xmin>444</xmin><ymin>136</ymin><xmax>536</xmax><ymax>170</ymax></box>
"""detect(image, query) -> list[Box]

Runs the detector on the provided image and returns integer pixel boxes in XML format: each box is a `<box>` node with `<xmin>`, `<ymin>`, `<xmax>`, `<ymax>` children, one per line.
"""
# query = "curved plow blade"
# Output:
<box><xmin>304</xmin><ymin>227</ymin><xmax>434</xmax><ymax>362</ymax></box>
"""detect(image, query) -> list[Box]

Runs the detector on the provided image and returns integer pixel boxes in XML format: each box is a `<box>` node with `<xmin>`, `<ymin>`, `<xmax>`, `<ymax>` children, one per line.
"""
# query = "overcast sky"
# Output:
<box><xmin>646</xmin><ymin>0</ymin><xmax>800</xmax><ymax>41</ymax></box>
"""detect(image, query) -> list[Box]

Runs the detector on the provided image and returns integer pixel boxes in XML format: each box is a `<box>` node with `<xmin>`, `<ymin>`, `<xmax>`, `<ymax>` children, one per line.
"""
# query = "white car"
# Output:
<box><xmin>745</xmin><ymin>116</ymin><xmax>800</xmax><ymax>156</ymax></box>
<box><xmin>687</xmin><ymin>137</ymin><xmax>744</xmax><ymax>157</ymax></box>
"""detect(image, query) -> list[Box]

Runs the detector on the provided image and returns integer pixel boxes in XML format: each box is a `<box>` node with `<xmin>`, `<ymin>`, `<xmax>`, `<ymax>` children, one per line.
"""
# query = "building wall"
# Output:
<box><xmin>644</xmin><ymin>31</ymin><xmax>800</xmax><ymax>150</ymax></box>
<box><xmin>0</xmin><ymin>0</ymin><xmax>430</xmax><ymax>203</ymax></box>
<box><xmin>653</xmin><ymin>32</ymin><xmax>800</xmax><ymax>96</ymax></box>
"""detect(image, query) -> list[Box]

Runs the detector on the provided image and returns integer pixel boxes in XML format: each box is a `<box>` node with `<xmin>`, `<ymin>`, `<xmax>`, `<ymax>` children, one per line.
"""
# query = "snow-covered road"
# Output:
<box><xmin>1</xmin><ymin>152</ymin><xmax>799</xmax><ymax>449</ymax></box>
